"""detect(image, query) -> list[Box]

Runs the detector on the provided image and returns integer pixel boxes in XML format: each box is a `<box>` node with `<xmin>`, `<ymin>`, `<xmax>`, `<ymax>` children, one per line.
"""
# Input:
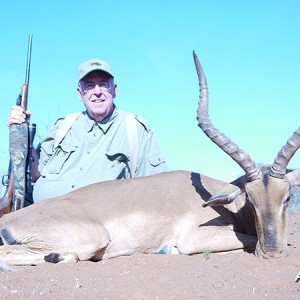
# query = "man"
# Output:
<box><xmin>8</xmin><ymin>58</ymin><xmax>168</xmax><ymax>203</ymax></box>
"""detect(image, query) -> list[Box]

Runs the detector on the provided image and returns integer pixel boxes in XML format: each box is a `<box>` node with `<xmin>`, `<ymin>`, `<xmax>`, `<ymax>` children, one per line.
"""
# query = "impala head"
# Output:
<box><xmin>244</xmin><ymin>170</ymin><xmax>292</xmax><ymax>258</ymax></box>
<box><xmin>193</xmin><ymin>50</ymin><xmax>300</xmax><ymax>258</ymax></box>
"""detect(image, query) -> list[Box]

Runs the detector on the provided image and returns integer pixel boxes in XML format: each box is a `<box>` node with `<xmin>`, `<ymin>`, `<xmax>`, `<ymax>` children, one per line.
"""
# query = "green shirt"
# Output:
<box><xmin>33</xmin><ymin>109</ymin><xmax>168</xmax><ymax>202</ymax></box>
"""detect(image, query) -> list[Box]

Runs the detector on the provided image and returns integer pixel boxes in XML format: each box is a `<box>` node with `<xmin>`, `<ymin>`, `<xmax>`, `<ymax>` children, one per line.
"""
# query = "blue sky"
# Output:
<box><xmin>1</xmin><ymin>0</ymin><xmax>300</xmax><ymax>194</ymax></box>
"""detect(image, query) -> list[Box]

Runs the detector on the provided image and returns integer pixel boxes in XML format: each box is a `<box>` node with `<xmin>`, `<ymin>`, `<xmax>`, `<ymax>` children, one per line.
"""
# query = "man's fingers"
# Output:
<box><xmin>7</xmin><ymin>106</ymin><xmax>28</xmax><ymax>126</ymax></box>
<box><xmin>26</xmin><ymin>110</ymin><xmax>32</xmax><ymax>119</ymax></box>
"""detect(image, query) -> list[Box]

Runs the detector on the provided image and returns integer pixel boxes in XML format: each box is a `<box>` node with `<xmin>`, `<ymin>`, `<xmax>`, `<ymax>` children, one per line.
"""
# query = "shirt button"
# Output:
<box><xmin>72</xmin><ymin>185</ymin><xmax>75</xmax><ymax>188</ymax></box>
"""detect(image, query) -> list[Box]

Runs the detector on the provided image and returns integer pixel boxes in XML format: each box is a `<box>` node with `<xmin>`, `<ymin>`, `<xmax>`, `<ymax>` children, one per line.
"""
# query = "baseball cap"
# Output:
<box><xmin>78</xmin><ymin>58</ymin><xmax>114</xmax><ymax>81</ymax></box>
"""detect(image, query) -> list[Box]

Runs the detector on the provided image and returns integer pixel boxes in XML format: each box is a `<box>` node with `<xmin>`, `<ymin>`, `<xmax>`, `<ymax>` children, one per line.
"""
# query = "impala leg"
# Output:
<box><xmin>0</xmin><ymin>221</ymin><xmax>111</xmax><ymax>265</ymax></box>
<box><xmin>176</xmin><ymin>227</ymin><xmax>257</xmax><ymax>255</ymax></box>
<box><xmin>0</xmin><ymin>244</ymin><xmax>72</xmax><ymax>265</ymax></box>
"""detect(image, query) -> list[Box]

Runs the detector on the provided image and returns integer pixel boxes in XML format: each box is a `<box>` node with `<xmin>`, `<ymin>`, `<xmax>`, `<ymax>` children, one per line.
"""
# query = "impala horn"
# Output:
<box><xmin>270</xmin><ymin>127</ymin><xmax>300</xmax><ymax>178</ymax></box>
<box><xmin>193</xmin><ymin>51</ymin><xmax>262</xmax><ymax>182</ymax></box>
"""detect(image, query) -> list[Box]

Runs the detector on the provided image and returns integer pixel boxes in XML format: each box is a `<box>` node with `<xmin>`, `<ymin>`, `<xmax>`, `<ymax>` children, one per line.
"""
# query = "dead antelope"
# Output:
<box><xmin>0</xmin><ymin>52</ymin><xmax>299</xmax><ymax>267</ymax></box>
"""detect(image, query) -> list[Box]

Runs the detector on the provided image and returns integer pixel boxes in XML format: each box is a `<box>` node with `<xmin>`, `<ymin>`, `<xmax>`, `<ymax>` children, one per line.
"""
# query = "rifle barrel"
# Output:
<box><xmin>25</xmin><ymin>34</ymin><xmax>33</xmax><ymax>86</ymax></box>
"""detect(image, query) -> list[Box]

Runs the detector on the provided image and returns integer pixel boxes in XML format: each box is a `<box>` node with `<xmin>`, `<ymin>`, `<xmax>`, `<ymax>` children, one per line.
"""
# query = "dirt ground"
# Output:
<box><xmin>0</xmin><ymin>212</ymin><xmax>298</xmax><ymax>299</ymax></box>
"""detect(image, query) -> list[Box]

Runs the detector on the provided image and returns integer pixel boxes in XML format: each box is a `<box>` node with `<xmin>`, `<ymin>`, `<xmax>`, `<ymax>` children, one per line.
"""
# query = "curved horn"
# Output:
<box><xmin>193</xmin><ymin>51</ymin><xmax>262</xmax><ymax>182</ymax></box>
<box><xmin>270</xmin><ymin>127</ymin><xmax>300</xmax><ymax>178</ymax></box>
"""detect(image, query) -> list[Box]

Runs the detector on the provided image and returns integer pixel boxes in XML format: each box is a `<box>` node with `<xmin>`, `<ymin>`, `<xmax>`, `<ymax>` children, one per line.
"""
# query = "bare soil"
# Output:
<box><xmin>0</xmin><ymin>213</ymin><xmax>299</xmax><ymax>299</ymax></box>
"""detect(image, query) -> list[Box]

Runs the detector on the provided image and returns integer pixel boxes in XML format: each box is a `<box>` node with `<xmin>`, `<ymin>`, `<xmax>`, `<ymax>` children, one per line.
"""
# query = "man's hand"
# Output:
<box><xmin>8</xmin><ymin>105</ymin><xmax>31</xmax><ymax>126</ymax></box>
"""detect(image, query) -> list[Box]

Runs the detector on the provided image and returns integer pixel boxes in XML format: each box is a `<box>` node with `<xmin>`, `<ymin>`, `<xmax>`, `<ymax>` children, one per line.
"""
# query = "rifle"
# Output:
<box><xmin>7</xmin><ymin>34</ymin><xmax>34</xmax><ymax>211</ymax></box>
<box><xmin>26</xmin><ymin>123</ymin><xmax>36</xmax><ymax>199</ymax></box>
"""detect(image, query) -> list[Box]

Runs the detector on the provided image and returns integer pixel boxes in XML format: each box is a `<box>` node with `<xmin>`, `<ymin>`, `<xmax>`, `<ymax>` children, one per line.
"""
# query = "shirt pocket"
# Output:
<box><xmin>149</xmin><ymin>152</ymin><xmax>166</xmax><ymax>167</ymax></box>
<box><xmin>106</xmin><ymin>152</ymin><xmax>130</xmax><ymax>179</ymax></box>
<box><xmin>41</xmin><ymin>143</ymin><xmax>78</xmax><ymax>175</ymax></box>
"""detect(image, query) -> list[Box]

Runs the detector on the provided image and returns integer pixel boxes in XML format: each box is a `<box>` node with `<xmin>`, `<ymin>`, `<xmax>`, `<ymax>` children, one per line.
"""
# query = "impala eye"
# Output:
<box><xmin>282</xmin><ymin>194</ymin><xmax>291</xmax><ymax>208</ymax></box>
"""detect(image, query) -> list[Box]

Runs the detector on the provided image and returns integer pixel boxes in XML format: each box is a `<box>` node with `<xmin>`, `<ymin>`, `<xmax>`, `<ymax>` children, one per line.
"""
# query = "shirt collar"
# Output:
<box><xmin>84</xmin><ymin>108</ymin><xmax>119</xmax><ymax>133</ymax></box>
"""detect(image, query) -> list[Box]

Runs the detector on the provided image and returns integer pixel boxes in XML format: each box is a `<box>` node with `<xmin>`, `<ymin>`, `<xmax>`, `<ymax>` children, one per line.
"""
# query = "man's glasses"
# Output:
<box><xmin>81</xmin><ymin>80</ymin><xmax>112</xmax><ymax>93</ymax></box>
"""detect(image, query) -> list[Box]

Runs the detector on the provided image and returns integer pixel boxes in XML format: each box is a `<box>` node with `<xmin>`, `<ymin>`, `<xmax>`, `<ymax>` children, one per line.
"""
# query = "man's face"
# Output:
<box><xmin>77</xmin><ymin>71</ymin><xmax>117</xmax><ymax>121</ymax></box>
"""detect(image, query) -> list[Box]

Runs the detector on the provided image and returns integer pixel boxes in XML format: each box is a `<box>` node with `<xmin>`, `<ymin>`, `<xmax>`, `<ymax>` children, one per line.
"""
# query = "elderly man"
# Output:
<box><xmin>8</xmin><ymin>58</ymin><xmax>168</xmax><ymax>203</ymax></box>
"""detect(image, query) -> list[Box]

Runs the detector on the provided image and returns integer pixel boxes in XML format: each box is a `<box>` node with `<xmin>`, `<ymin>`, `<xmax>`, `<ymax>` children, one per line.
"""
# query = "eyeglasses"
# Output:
<box><xmin>81</xmin><ymin>80</ymin><xmax>112</xmax><ymax>93</ymax></box>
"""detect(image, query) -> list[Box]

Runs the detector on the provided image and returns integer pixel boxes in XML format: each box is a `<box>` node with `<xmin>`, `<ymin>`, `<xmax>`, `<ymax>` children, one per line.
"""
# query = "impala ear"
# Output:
<box><xmin>203</xmin><ymin>189</ymin><xmax>242</xmax><ymax>207</ymax></box>
<box><xmin>285</xmin><ymin>169</ymin><xmax>300</xmax><ymax>188</ymax></box>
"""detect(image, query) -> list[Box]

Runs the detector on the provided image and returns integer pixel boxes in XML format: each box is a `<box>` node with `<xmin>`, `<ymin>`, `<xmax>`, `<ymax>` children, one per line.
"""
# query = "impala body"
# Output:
<box><xmin>0</xmin><ymin>52</ymin><xmax>299</xmax><ymax>267</ymax></box>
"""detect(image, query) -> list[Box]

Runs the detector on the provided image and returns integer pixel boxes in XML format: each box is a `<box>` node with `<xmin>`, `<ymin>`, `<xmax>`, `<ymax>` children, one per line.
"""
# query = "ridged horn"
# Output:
<box><xmin>270</xmin><ymin>127</ymin><xmax>300</xmax><ymax>178</ymax></box>
<box><xmin>193</xmin><ymin>51</ymin><xmax>262</xmax><ymax>182</ymax></box>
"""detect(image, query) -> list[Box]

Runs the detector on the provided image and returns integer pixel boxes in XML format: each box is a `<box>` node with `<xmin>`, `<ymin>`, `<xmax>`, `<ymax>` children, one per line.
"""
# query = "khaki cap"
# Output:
<box><xmin>78</xmin><ymin>58</ymin><xmax>114</xmax><ymax>81</ymax></box>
